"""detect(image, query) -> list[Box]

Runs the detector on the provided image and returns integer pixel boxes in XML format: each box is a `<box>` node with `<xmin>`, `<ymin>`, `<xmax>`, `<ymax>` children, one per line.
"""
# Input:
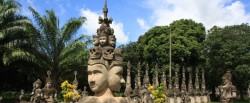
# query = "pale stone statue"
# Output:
<box><xmin>141</xmin><ymin>85</ymin><xmax>153</xmax><ymax>103</ymax></box>
<box><xmin>19</xmin><ymin>89</ymin><xmax>27</xmax><ymax>103</ymax></box>
<box><xmin>78</xmin><ymin>0</ymin><xmax>127</xmax><ymax>102</ymax></box>
<box><xmin>124</xmin><ymin>61</ymin><xmax>133</xmax><ymax>97</ymax></box>
<box><xmin>137</xmin><ymin>62</ymin><xmax>142</xmax><ymax>89</ymax></box>
<box><xmin>30</xmin><ymin>79</ymin><xmax>42</xmax><ymax>103</ymax></box>
<box><xmin>216</xmin><ymin>70</ymin><xmax>237</xmax><ymax>103</ymax></box>
<box><xmin>41</xmin><ymin>80</ymin><xmax>57</xmax><ymax>102</ymax></box>
<box><xmin>82</xmin><ymin>86</ymin><xmax>89</xmax><ymax>97</ymax></box>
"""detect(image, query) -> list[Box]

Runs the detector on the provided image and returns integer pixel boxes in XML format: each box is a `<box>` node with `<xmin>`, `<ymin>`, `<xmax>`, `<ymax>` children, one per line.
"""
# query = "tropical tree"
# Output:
<box><xmin>204</xmin><ymin>24</ymin><xmax>250</xmax><ymax>99</ymax></box>
<box><xmin>3</xmin><ymin>7</ymin><xmax>91</xmax><ymax>87</ymax></box>
<box><xmin>0</xmin><ymin>0</ymin><xmax>32</xmax><ymax>90</ymax></box>
<box><xmin>135</xmin><ymin>19</ymin><xmax>206</xmax><ymax>68</ymax></box>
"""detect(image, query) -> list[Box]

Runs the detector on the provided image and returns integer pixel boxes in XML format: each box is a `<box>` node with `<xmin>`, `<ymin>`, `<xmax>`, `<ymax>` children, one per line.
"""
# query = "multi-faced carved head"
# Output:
<box><xmin>88</xmin><ymin>64</ymin><xmax>109</xmax><ymax>93</ymax></box>
<box><xmin>108</xmin><ymin>66</ymin><xmax>125</xmax><ymax>92</ymax></box>
<box><xmin>89</xmin><ymin>47</ymin><xmax>102</xmax><ymax>59</ymax></box>
<box><xmin>99</xmin><ymin>36</ymin><xmax>108</xmax><ymax>46</ymax></box>
<box><xmin>108</xmin><ymin>35</ymin><xmax>116</xmax><ymax>47</ymax></box>
<box><xmin>102</xmin><ymin>47</ymin><xmax>114</xmax><ymax>60</ymax></box>
<box><xmin>93</xmin><ymin>35</ymin><xmax>100</xmax><ymax>46</ymax></box>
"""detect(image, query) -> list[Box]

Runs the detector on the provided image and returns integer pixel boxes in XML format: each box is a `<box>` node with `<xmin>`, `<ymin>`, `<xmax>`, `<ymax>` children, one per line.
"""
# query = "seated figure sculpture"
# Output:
<box><xmin>79</xmin><ymin>1</ymin><xmax>127</xmax><ymax>103</ymax></box>
<box><xmin>216</xmin><ymin>70</ymin><xmax>237</xmax><ymax>103</ymax></box>
<box><xmin>30</xmin><ymin>79</ymin><xmax>42</xmax><ymax>103</ymax></box>
<box><xmin>41</xmin><ymin>80</ymin><xmax>57</xmax><ymax>102</ymax></box>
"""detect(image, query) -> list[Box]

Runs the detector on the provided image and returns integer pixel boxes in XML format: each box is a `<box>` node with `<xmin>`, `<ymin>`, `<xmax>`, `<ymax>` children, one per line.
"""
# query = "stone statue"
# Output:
<box><xmin>19</xmin><ymin>89</ymin><xmax>27</xmax><ymax>103</ymax></box>
<box><xmin>141</xmin><ymin>85</ymin><xmax>153</xmax><ymax>103</ymax></box>
<box><xmin>137</xmin><ymin>62</ymin><xmax>142</xmax><ymax>88</ymax></box>
<box><xmin>41</xmin><ymin>80</ymin><xmax>57</xmax><ymax>102</ymax></box>
<box><xmin>143</xmin><ymin>63</ymin><xmax>150</xmax><ymax>87</ymax></box>
<box><xmin>82</xmin><ymin>86</ymin><xmax>89</xmax><ymax>97</ymax></box>
<box><xmin>78</xmin><ymin>0</ymin><xmax>127</xmax><ymax>102</ymax></box>
<box><xmin>124</xmin><ymin>61</ymin><xmax>133</xmax><ymax>97</ymax></box>
<box><xmin>154</xmin><ymin>64</ymin><xmax>159</xmax><ymax>88</ymax></box>
<box><xmin>215</xmin><ymin>70</ymin><xmax>237</xmax><ymax>103</ymax></box>
<box><xmin>30</xmin><ymin>79</ymin><xmax>42</xmax><ymax>103</ymax></box>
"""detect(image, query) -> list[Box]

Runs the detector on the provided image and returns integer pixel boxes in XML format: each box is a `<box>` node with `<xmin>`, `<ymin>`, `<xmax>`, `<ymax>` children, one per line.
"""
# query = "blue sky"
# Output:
<box><xmin>19</xmin><ymin>0</ymin><xmax>250</xmax><ymax>45</ymax></box>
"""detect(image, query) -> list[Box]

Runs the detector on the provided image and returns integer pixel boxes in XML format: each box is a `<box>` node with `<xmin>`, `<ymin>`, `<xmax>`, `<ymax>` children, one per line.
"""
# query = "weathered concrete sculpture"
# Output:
<box><xmin>143</xmin><ymin>63</ymin><xmax>150</xmax><ymax>87</ymax></box>
<box><xmin>141</xmin><ymin>85</ymin><xmax>153</xmax><ymax>103</ymax></box>
<box><xmin>30</xmin><ymin>79</ymin><xmax>42</xmax><ymax>103</ymax></box>
<box><xmin>215</xmin><ymin>70</ymin><xmax>237</xmax><ymax>103</ymax></box>
<box><xmin>73</xmin><ymin>71</ymin><xmax>79</xmax><ymax>88</ymax></box>
<box><xmin>124</xmin><ymin>61</ymin><xmax>133</xmax><ymax>97</ymax></box>
<box><xmin>82</xmin><ymin>86</ymin><xmax>89</xmax><ymax>97</ymax></box>
<box><xmin>161</xmin><ymin>65</ymin><xmax>167</xmax><ymax>92</ymax></box>
<box><xmin>19</xmin><ymin>89</ymin><xmax>27</xmax><ymax>103</ymax></box>
<box><xmin>154</xmin><ymin>64</ymin><xmax>159</xmax><ymax>88</ymax></box>
<box><xmin>137</xmin><ymin>62</ymin><xmax>142</xmax><ymax>89</ymax></box>
<box><xmin>79</xmin><ymin>0</ymin><xmax>126</xmax><ymax>102</ymax></box>
<box><xmin>41</xmin><ymin>71</ymin><xmax>57</xmax><ymax>102</ymax></box>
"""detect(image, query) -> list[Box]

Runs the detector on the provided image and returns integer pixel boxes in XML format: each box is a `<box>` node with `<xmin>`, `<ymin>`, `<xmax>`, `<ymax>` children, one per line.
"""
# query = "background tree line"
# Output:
<box><xmin>0</xmin><ymin>0</ymin><xmax>249</xmax><ymax>101</ymax></box>
<box><xmin>119</xmin><ymin>20</ymin><xmax>250</xmax><ymax>100</ymax></box>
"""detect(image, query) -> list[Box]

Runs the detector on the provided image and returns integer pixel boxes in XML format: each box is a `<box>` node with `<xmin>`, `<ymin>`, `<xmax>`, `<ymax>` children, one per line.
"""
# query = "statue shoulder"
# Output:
<box><xmin>78</xmin><ymin>96</ymin><xmax>101</xmax><ymax>103</ymax></box>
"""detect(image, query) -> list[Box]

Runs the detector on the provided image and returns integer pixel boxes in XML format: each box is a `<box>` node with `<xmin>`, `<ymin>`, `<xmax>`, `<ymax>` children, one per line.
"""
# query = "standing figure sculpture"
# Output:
<box><xmin>78</xmin><ymin>0</ymin><xmax>127</xmax><ymax>103</ymax></box>
<box><xmin>248</xmin><ymin>84</ymin><xmax>250</xmax><ymax>99</ymax></box>
<box><xmin>215</xmin><ymin>70</ymin><xmax>237</xmax><ymax>103</ymax></box>
<box><xmin>30</xmin><ymin>79</ymin><xmax>42</xmax><ymax>103</ymax></box>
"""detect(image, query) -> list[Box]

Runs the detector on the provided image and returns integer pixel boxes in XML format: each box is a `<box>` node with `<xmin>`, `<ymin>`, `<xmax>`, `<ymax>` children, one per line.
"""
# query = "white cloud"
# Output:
<box><xmin>137</xmin><ymin>18</ymin><xmax>150</xmax><ymax>30</ymax></box>
<box><xmin>80</xmin><ymin>8</ymin><xmax>129</xmax><ymax>44</ymax></box>
<box><xmin>144</xmin><ymin>0</ymin><xmax>250</xmax><ymax>29</ymax></box>
<box><xmin>59</xmin><ymin>4</ymin><xmax>65</xmax><ymax>14</ymax></box>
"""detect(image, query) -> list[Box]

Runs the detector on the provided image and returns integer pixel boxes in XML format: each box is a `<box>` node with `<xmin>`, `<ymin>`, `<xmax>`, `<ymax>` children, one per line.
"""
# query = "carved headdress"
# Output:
<box><xmin>222</xmin><ymin>70</ymin><xmax>232</xmax><ymax>81</ymax></box>
<box><xmin>88</xmin><ymin>0</ymin><xmax>122</xmax><ymax>69</ymax></box>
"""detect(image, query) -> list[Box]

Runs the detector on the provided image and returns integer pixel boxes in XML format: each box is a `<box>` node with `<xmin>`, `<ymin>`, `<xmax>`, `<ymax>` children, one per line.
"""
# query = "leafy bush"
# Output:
<box><xmin>148</xmin><ymin>83</ymin><xmax>167</xmax><ymax>103</ymax></box>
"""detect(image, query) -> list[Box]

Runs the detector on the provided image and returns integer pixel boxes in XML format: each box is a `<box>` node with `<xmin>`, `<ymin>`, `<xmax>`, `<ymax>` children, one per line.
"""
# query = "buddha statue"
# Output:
<box><xmin>41</xmin><ymin>81</ymin><xmax>57</xmax><ymax>102</ymax></box>
<box><xmin>19</xmin><ymin>89</ymin><xmax>27</xmax><ymax>103</ymax></box>
<box><xmin>30</xmin><ymin>79</ymin><xmax>42</xmax><ymax>103</ymax></box>
<box><xmin>215</xmin><ymin>70</ymin><xmax>237</xmax><ymax>103</ymax></box>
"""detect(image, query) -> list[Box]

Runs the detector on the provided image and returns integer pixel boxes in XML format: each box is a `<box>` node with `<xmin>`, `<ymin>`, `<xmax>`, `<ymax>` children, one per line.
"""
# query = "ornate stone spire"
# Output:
<box><xmin>72</xmin><ymin>71</ymin><xmax>78</xmax><ymax>87</ymax></box>
<box><xmin>194</xmin><ymin>67</ymin><xmax>200</xmax><ymax>95</ymax></box>
<box><xmin>88</xmin><ymin>0</ymin><xmax>121</xmax><ymax>69</ymax></box>
<box><xmin>154</xmin><ymin>64</ymin><xmax>159</xmax><ymax>88</ymax></box>
<box><xmin>124</xmin><ymin>61</ymin><xmax>133</xmax><ymax>97</ymax></box>
<box><xmin>137</xmin><ymin>62</ymin><xmax>142</xmax><ymax>88</ymax></box>
<box><xmin>143</xmin><ymin>63</ymin><xmax>150</xmax><ymax>86</ymax></box>
<box><xmin>161</xmin><ymin>65</ymin><xmax>167</xmax><ymax>92</ymax></box>
<box><xmin>46</xmin><ymin>70</ymin><xmax>52</xmax><ymax>83</ymax></box>
<box><xmin>188</xmin><ymin>69</ymin><xmax>194</xmax><ymax>95</ymax></box>
<box><xmin>181</xmin><ymin>66</ymin><xmax>187</xmax><ymax>93</ymax></box>
<box><xmin>201</xmin><ymin>68</ymin><xmax>206</xmax><ymax>95</ymax></box>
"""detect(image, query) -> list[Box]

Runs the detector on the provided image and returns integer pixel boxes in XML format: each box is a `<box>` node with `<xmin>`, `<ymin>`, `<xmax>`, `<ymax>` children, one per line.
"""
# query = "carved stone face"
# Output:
<box><xmin>46</xmin><ymin>82</ymin><xmax>52</xmax><ymax>88</ymax></box>
<box><xmin>35</xmin><ymin>83</ymin><xmax>41</xmax><ymax>88</ymax></box>
<box><xmin>222</xmin><ymin>76</ymin><xmax>229</xmax><ymax>85</ymax></box>
<box><xmin>99</xmin><ymin>36</ymin><xmax>107</xmax><ymax>46</ymax></box>
<box><xmin>93</xmin><ymin>36</ymin><xmax>100</xmax><ymax>46</ymax></box>
<box><xmin>108</xmin><ymin>66</ymin><xmax>125</xmax><ymax>92</ymax></box>
<box><xmin>108</xmin><ymin>36</ymin><xmax>116</xmax><ymax>47</ymax></box>
<box><xmin>88</xmin><ymin>64</ymin><xmax>109</xmax><ymax>93</ymax></box>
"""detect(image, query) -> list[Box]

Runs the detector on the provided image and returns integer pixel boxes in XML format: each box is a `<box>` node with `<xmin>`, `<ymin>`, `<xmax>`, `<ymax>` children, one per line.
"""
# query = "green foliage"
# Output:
<box><xmin>2</xmin><ymin>6</ymin><xmax>91</xmax><ymax>86</ymax></box>
<box><xmin>204</xmin><ymin>24</ymin><xmax>250</xmax><ymax>99</ymax></box>
<box><xmin>0</xmin><ymin>91</ymin><xmax>19</xmax><ymax>100</ymax></box>
<box><xmin>148</xmin><ymin>83</ymin><xmax>167</xmax><ymax>103</ymax></box>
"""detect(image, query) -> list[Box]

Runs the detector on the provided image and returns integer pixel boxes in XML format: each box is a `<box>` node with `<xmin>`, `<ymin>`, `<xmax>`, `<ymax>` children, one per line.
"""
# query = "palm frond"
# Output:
<box><xmin>61</xmin><ymin>17</ymin><xmax>86</xmax><ymax>42</ymax></box>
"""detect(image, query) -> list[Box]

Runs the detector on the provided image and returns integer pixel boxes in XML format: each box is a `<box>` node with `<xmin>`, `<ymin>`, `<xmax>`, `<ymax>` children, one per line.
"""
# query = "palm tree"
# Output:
<box><xmin>0</xmin><ymin>0</ymin><xmax>32</xmax><ymax>90</ymax></box>
<box><xmin>4</xmin><ymin>7</ymin><xmax>91</xmax><ymax>87</ymax></box>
